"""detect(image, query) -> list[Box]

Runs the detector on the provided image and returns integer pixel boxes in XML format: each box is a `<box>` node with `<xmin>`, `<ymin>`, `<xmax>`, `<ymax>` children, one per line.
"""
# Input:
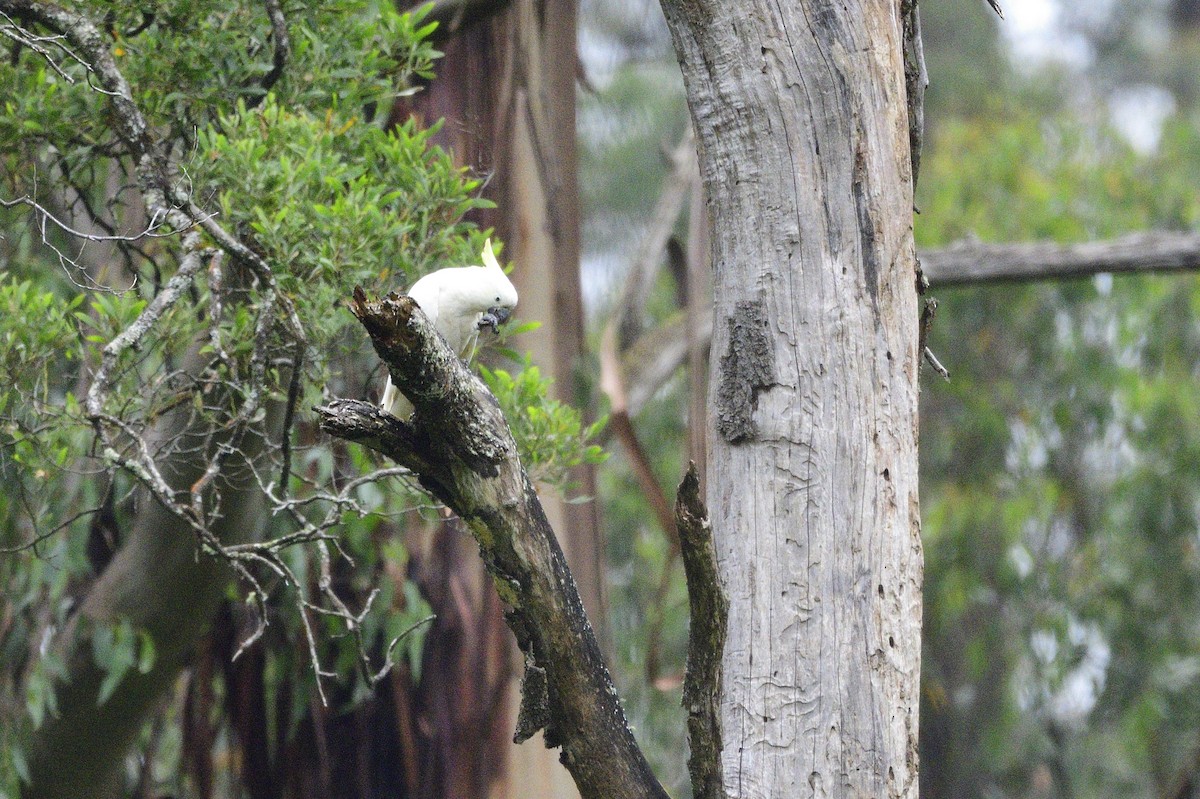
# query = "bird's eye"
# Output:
<box><xmin>495</xmin><ymin>296</ymin><xmax>501</xmax><ymax>302</ymax></box>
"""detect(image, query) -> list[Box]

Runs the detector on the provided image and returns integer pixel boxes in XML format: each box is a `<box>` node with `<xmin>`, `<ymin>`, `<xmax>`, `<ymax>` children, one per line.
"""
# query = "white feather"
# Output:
<box><xmin>381</xmin><ymin>239</ymin><xmax>518</xmax><ymax>419</ymax></box>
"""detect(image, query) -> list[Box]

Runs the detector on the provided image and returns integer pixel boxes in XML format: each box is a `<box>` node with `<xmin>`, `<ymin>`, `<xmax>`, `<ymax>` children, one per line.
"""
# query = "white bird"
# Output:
<box><xmin>380</xmin><ymin>238</ymin><xmax>519</xmax><ymax>419</ymax></box>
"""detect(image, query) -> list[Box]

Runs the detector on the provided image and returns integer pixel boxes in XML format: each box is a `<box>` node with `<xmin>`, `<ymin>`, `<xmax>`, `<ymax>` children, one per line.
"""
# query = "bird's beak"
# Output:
<box><xmin>478</xmin><ymin>306</ymin><xmax>512</xmax><ymax>333</ymax></box>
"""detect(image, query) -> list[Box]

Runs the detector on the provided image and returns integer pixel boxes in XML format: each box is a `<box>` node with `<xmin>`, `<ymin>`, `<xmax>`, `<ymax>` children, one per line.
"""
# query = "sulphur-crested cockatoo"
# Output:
<box><xmin>380</xmin><ymin>238</ymin><xmax>518</xmax><ymax>419</ymax></box>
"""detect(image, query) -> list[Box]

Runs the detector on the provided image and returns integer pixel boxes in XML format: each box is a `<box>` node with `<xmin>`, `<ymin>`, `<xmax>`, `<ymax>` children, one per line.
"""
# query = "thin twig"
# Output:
<box><xmin>277</xmin><ymin>340</ymin><xmax>305</xmax><ymax>496</ymax></box>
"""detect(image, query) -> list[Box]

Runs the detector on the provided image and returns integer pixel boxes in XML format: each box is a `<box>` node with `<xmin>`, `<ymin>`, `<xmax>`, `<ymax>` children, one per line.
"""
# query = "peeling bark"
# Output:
<box><xmin>714</xmin><ymin>299</ymin><xmax>774</xmax><ymax>444</ymax></box>
<box><xmin>317</xmin><ymin>290</ymin><xmax>666</xmax><ymax>799</ymax></box>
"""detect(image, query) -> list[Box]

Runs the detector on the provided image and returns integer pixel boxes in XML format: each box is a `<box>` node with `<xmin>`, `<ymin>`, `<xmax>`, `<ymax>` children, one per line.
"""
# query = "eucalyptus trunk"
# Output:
<box><xmin>657</xmin><ymin>1</ymin><xmax>924</xmax><ymax>795</ymax></box>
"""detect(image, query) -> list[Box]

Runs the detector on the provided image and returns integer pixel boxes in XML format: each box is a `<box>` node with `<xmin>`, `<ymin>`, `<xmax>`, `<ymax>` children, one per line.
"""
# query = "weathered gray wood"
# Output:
<box><xmin>656</xmin><ymin>1</ymin><xmax>924</xmax><ymax>796</ymax></box>
<box><xmin>921</xmin><ymin>231</ymin><xmax>1200</xmax><ymax>286</ymax></box>
<box><xmin>317</xmin><ymin>290</ymin><xmax>667</xmax><ymax>799</ymax></box>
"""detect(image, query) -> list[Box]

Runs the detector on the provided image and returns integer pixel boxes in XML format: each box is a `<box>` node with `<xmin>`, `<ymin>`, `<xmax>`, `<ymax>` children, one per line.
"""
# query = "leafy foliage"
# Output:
<box><xmin>0</xmin><ymin>1</ymin><xmax>603</xmax><ymax>795</ymax></box>
<box><xmin>918</xmin><ymin>108</ymin><xmax>1200</xmax><ymax>797</ymax></box>
<box><xmin>482</xmin><ymin>358</ymin><xmax>608</xmax><ymax>488</ymax></box>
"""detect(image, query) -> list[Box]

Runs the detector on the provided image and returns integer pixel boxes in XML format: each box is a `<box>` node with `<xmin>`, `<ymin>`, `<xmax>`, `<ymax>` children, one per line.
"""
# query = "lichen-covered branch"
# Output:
<box><xmin>676</xmin><ymin>463</ymin><xmax>727</xmax><ymax>799</ymax></box>
<box><xmin>317</xmin><ymin>289</ymin><xmax>667</xmax><ymax>799</ymax></box>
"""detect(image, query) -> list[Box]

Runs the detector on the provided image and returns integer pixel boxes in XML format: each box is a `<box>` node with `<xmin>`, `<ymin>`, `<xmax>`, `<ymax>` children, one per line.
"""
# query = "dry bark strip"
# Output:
<box><xmin>316</xmin><ymin>289</ymin><xmax>667</xmax><ymax>799</ymax></box>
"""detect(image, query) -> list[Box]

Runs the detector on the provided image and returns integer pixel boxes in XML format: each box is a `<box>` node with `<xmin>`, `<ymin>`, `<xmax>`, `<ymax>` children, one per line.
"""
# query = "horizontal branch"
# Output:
<box><xmin>921</xmin><ymin>231</ymin><xmax>1200</xmax><ymax>286</ymax></box>
<box><xmin>316</xmin><ymin>289</ymin><xmax>667</xmax><ymax>799</ymax></box>
<box><xmin>610</xmin><ymin>230</ymin><xmax>1200</xmax><ymax>416</ymax></box>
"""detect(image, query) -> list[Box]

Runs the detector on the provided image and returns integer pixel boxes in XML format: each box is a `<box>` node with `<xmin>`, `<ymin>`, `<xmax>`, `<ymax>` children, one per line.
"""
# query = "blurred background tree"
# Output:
<box><xmin>917</xmin><ymin>2</ymin><xmax>1200</xmax><ymax>797</ymax></box>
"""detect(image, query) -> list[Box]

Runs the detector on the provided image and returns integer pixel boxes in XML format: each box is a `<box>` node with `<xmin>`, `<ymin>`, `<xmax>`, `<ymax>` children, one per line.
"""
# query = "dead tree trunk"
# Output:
<box><xmin>656</xmin><ymin>0</ymin><xmax>924</xmax><ymax>795</ymax></box>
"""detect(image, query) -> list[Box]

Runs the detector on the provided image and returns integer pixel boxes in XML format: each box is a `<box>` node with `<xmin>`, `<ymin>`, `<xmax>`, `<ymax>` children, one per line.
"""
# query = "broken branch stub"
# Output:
<box><xmin>318</xmin><ymin>288</ymin><xmax>667</xmax><ymax>799</ymax></box>
<box><xmin>677</xmin><ymin>462</ymin><xmax>728</xmax><ymax>799</ymax></box>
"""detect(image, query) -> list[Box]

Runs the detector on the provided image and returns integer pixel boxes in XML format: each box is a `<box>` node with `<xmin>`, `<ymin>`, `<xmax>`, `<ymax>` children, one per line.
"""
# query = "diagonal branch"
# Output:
<box><xmin>316</xmin><ymin>289</ymin><xmax>668</xmax><ymax>799</ymax></box>
<box><xmin>600</xmin><ymin>323</ymin><xmax>681</xmax><ymax>686</ymax></box>
<box><xmin>615</xmin><ymin>132</ymin><xmax>696</xmax><ymax>349</ymax></box>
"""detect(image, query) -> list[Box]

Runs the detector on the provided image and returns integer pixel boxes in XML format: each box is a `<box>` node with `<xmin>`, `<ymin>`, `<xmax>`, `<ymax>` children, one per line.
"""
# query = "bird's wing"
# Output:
<box><xmin>408</xmin><ymin>276</ymin><xmax>440</xmax><ymax>330</ymax></box>
<box><xmin>433</xmin><ymin>271</ymin><xmax>487</xmax><ymax>356</ymax></box>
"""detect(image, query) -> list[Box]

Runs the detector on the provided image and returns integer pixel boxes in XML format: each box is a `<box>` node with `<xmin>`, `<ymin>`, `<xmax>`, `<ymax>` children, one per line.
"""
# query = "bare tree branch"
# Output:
<box><xmin>921</xmin><ymin>231</ymin><xmax>1200</xmax><ymax>286</ymax></box>
<box><xmin>622</xmin><ymin>306</ymin><xmax>712</xmax><ymax>419</ymax></box>
<box><xmin>599</xmin><ymin>323</ymin><xmax>681</xmax><ymax>686</ymax></box>
<box><xmin>615</xmin><ymin>132</ymin><xmax>696</xmax><ymax>349</ymax></box>
<box><xmin>595</xmin><ymin>143</ymin><xmax>704</xmax><ymax>687</ymax></box>
<box><xmin>0</xmin><ymin>7</ymin><xmax>86</xmax><ymax>81</ymax></box>
<box><xmin>0</xmin><ymin>192</ymin><xmax>175</xmax><ymax>243</ymax></box>
<box><xmin>599</xmin><ymin>328</ymin><xmax>677</xmax><ymax>546</ymax></box>
<box><xmin>317</xmin><ymin>289</ymin><xmax>668</xmax><ymax>799</ymax></box>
